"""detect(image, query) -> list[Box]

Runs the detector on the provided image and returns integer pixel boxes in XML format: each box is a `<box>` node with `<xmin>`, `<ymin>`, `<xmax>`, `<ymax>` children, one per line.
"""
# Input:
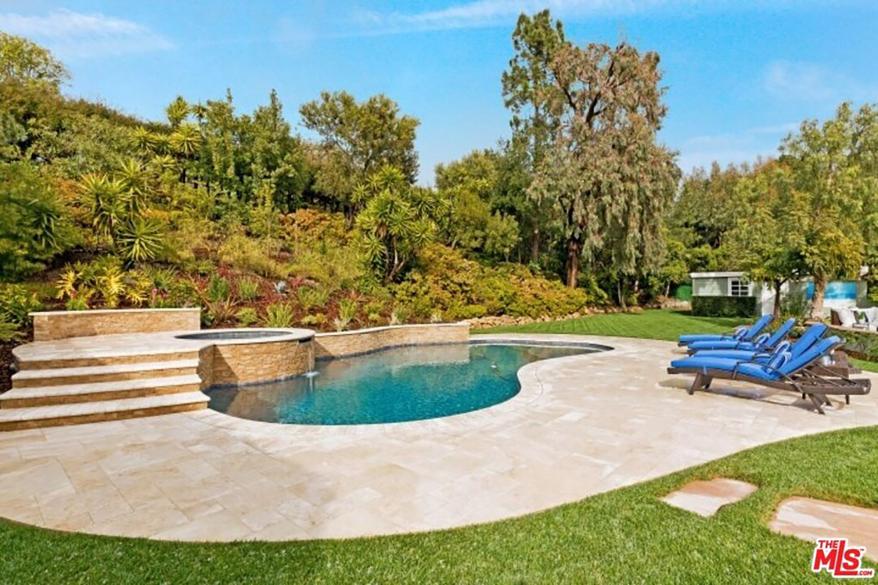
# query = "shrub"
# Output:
<box><xmin>300</xmin><ymin>313</ymin><xmax>327</xmax><ymax>327</ymax></box>
<box><xmin>297</xmin><ymin>285</ymin><xmax>330</xmax><ymax>311</ymax></box>
<box><xmin>237</xmin><ymin>277</ymin><xmax>261</xmax><ymax>302</ymax></box>
<box><xmin>334</xmin><ymin>298</ymin><xmax>358</xmax><ymax>331</ymax></box>
<box><xmin>691</xmin><ymin>296</ymin><xmax>757</xmax><ymax>317</ymax></box>
<box><xmin>0</xmin><ymin>318</ymin><xmax>23</xmax><ymax>342</ymax></box>
<box><xmin>235</xmin><ymin>307</ymin><xmax>258</xmax><ymax>326</ymax></box>
<box><xmin>218</xmin><ymin>234</ymin><xmax>288</xmax><ymax>279</ymax></box>
<box><xmin>264</xmin><ymin>302</ymin><xmax>295</xmax><ymax>327</ymax></box>
<box><xmin>206</xmin><ymin>275</ymin><xmax>231</xmax><ymax>302</ymax></box>
<box><xmin>0</xmin><ymin>284</ymin><xmax>44</xmax><ymax>325</ymax></box>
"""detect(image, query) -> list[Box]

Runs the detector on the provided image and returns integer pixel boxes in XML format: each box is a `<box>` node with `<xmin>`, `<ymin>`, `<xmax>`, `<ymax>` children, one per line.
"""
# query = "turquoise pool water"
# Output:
<box><xmin>207</xmin><ymin>342</ymin><xmax>605</xmax><ymax>425</ymax></box>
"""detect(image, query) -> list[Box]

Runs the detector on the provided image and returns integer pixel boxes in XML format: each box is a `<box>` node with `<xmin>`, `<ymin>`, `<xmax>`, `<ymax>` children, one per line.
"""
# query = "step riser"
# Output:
<box><xmin>13</xmin><ymin>367</ymin><xmax>197</xmax><ymax>389</ymax></box>
<box><xmin>16</xmin><ymin>352</ymin><xmax>200</xmax><ymax>371</ymax></box>
<box><xmin>0</xmin><ymin>384</ymin><xmax>201</xmax><ymax>408</ymax></box>
<box><xmin>0</xmin><ymin>401</ymin><xmax>207</xmax><ymax>432</ymax></box>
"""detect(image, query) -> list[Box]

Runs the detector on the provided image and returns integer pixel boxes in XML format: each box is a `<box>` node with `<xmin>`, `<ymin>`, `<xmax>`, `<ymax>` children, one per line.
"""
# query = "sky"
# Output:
<box><xmin>1</xmin><ymin>0</ymin><xmax>877</xmax><ymax>184</ymax></box>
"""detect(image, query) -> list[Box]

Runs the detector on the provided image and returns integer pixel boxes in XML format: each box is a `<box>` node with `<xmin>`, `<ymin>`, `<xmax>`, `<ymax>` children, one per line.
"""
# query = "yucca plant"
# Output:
<box><xmin>118</xmin><ymin>217</ymin><xmax>164</xmax><ymax>263</ymax></box>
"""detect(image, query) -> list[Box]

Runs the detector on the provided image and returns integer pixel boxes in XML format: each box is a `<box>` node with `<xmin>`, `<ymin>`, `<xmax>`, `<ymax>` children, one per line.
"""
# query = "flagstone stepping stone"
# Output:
<box><xmin>770</xmin><ymin>497</ymin><xmax>878</xmax><ymax>561</ymax></box>
<box><xmin>661</xmin><ymin>478</ymin><xmax>758</xmax><ymax>517</ymax></box>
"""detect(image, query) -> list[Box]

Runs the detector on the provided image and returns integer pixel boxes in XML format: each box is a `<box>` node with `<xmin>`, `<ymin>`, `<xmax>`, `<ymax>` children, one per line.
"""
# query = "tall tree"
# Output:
<box><xmin>300</xmin><ymin>91</ymin><xmax>419</xmax><ymax>219</ymax></box>
<box><xmin>501</xmin><ymin>11</ymin><xmax>567</xmax><ymax>262</ymax></box>
<box><xmin>0</xmin><ymin>32</ymin><xmax>68</xmax><ymax>88</ymax></box>
<box><xmin>780</xmin><ymin>102</ymin><xmax>878</xmax><ymax>318</ymax></box>
<box><xmin>525</xmin><ymin>23</ymin><xmax>678</xmax><ymax>288</ymax></box>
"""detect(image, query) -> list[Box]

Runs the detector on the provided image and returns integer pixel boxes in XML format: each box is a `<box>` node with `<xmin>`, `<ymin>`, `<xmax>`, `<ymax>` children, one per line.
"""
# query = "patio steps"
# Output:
<box><xmin>0</xmin><ymin>392</ymin><xmax>209</xmax><ymax>431</ymax></box>
<box><xmin>1</xmin><ymin>354</ymin><xmax>208</xmax><ymax>431</ymax></box>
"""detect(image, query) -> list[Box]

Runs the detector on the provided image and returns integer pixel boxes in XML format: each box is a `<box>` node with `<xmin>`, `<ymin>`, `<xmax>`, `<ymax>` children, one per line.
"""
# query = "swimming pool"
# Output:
<box><xmin>207</xmin><ymin>341</ymin><xmax>607</xmax><ymax>425</ymax></box>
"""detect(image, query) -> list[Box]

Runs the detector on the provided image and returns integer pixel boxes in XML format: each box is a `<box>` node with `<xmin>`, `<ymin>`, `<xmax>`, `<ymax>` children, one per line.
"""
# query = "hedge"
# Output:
<box><xmin>691</xmin><ymin>296</ymin><xmax>757</xmax><ymax>318</ymax></box>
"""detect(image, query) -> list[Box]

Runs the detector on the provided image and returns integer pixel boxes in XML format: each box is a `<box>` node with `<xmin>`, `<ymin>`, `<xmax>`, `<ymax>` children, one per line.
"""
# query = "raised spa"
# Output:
<box><xmin>207</xmin><ymin>341</ymin><xmax>609</xmax><ymax>425</ymax></box>
<box><xmin>176</xmin><ymin>329</ymin><xmax>305</xmax><ymax>341</ymax></box>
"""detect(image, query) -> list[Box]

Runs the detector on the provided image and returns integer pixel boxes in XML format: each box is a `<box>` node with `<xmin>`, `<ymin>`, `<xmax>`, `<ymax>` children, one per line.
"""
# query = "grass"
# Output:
<box><xmin>1</xmin><ymin>427</ymin><xmax>876</xmax><ymax>584</ymax></box>
<box><xmin>2</xmin><ymin>308</ymin><xmax>876</xmax><ymax>583</ymax></box>
<box><xmin>478</xmin><ymin>308</ymin><xmax>745</xmax><ymax>341</ymax></box>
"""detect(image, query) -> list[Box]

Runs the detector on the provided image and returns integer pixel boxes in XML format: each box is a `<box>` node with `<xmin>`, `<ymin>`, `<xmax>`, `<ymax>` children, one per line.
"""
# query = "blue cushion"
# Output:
<box><xmin>670</xmin><ymin>356</ymin><xmax>746</xmax><ymax>371</ymax></box>
<box><xmin>679</xmin><ymin>333</ymin><xmax>734</xmax><ymax>344</ymax></box>
<box><xmin>688</xmin><ymin>340</ymin><xmax>757</xmax><ymax>351</ymax></box>
<box><xmin>734</xmin><ymin>362</ymin><xmax>782</xmax><ymax>381</ymax></box>
<box><xmin>691</xmin><ymin>349</ymin><xmax>759</xmax><ymax>361</ymax></box>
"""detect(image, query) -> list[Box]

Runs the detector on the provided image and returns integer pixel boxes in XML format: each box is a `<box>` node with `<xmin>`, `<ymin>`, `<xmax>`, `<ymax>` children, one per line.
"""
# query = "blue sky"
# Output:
<box><xmin>2</xmin><ymin>1</ymin><xmax>877</xmax><ymax>184</ymax></box>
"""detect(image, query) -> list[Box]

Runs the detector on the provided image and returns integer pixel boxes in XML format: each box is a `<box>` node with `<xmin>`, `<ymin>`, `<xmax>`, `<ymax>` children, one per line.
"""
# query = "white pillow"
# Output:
<box><xmin>837</xmin><ymin>308</ymin><xmax>856</xmax><ymax>327</ymax></box>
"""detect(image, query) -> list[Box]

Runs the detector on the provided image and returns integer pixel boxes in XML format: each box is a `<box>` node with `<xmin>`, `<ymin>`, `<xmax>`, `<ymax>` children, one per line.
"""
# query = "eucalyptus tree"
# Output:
<box><xmin>524</xmin><ymin>20</ymin><xmax>678</xmax><ymax>288</ymax></box>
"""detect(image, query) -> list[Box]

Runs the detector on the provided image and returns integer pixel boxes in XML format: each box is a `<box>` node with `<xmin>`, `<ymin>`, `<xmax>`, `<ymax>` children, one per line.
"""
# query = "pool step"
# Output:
<box><xmin>0</xmin><ymin>375</ymin><xmax>202</xmax><ymax>408</ymax></box>
<box><xmin>15</xmin><ymin>350</ymin><xmax>201</xmax><ymax>371</ymax></box>
<box><xmin>11</xmin><ymin>359</ymin><xmax>200</xmax><ymax>389</ymax></box>
<box><xmin>0</xmin><ymin>391</ymin><xmax>209</xmax><ymax>431</ymax></box>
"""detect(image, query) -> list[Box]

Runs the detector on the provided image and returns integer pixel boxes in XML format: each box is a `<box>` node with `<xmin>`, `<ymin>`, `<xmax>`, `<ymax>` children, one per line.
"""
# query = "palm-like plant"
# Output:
<box><xmin>131</xmin><ymin>126</ymin><xmax>158</xmax><ymax>154</ymax></box>
<box><xmin>117</xmin><ymin>158</ymin><xmax>150</xmax><ymax>213</ymax></box>
<box><xmin>169</xmin><ymin>123</ymin><xmax>201</xmax><ymax>158</ymax></box>
<box><xmin>118</xmin><ymin>217</ymin><xmax>164</xmax><ymax>263</ymax></box>
<box><xmin>78</xmin><ymin>173</ymin><xmax>130</xmax><ymax>242</ymax></box>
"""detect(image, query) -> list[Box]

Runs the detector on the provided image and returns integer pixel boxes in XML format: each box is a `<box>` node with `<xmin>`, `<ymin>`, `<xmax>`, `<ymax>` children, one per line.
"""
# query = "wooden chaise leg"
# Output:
<box><xmin>689</xmin><ymin>373</ymin><xmax>711</xmax><ymax>395</ymax></box>
<box><xmin>807</xmin><ymin>393</ymin><xmax>826</xmax><ymax>415</ymax></box>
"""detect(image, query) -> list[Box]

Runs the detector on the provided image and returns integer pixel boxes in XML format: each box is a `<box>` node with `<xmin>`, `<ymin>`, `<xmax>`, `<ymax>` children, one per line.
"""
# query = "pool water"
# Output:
<box><xmin>207</xmin><ymin>343</ymin><xmax>604</xmax><ymax>425</ymax></box>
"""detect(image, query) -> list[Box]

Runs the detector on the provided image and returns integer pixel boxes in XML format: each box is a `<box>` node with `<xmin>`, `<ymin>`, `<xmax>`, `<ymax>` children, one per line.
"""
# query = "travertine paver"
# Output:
<box><xmin>661</xmin><ymin>478</ymin><xmax>758</xmax><ymax>517</ymax></box>
<box><xmin>1</xmin><ymin>334</ymin><xmax>877</xmax><ymax>541</ymax></box>
<box><xmin>770</xmin><ymin>497</ymin><xmax>878</xmax><ymax>560</ymax></box>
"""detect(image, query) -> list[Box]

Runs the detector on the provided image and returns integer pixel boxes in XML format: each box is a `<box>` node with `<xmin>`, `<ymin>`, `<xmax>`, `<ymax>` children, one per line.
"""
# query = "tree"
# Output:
<box><xmin>0</xmin><ymin>33</ymin><xmax>68</xmax><ymax>88</ymax></box>
<box><xmin>501</xmin><ymin>11</ymin><xmax>567</xmax><ymax>262</ymax></box>
<box><xmin>300</xmin><ymin>91</ymin><xmax>419</xmax><ymax>218</ymax></box>
<box><xmin>355</xmin><ymin>166</ymin><xmax>439</xmax><ymax>282</ymax></box>
<box><xmin>0</xmin><ymin>162</ymin><xmax>68</xmax><ymax>278</ymax></box>
<box><xmin>780</xmin><ymin>103</ymin><xmax>878</xmax><ymax>318</ymax></box>
<box><xmin>725</xmin><ymin>163</ymin><xmax>807</xmax><ymax>318</ymax></box>
<box><xmin>526</xmin><ymin>24</ymin><xmax>678</xmax><ymax>288</ymax></box>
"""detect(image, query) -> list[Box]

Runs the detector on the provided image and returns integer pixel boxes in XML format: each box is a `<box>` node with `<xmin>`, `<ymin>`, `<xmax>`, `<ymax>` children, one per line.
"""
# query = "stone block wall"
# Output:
<box><xmin>314</xmin><ymin>323</ymin><xmax>470</xmax><ymax>359</ymax></box>
<box><xmin>30</xmin><ymin>309</ymin><xmax>202</xmax><ymax>341</ymax></box>
<box><xmin>201</xmin><ymin>340</ymin><xmax>314</xmax><ymax>388</ymax></box>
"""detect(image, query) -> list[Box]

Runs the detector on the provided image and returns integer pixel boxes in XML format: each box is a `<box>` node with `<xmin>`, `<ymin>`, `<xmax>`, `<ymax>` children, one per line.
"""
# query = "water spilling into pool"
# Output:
<box><xmin>207</xmin><ymin>342</ymin><xmax>605</xmax><ymax>425</ymax></box>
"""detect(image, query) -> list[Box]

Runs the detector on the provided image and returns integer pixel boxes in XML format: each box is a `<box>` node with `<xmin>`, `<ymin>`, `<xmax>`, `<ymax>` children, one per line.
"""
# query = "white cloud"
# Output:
<box><xmin>677</xmin><ymin>123</ymin><xmax>796</xmax><ymax>172</ymax></box>
<box><xmin>762</xmin><ymin>61</ymin><xmax>836</xmax><ymax>101</ymax></box>
<box><xmin>351</xmin><ymin>0</ymin><xmax>673</xmax><ymax>35</ymax></box>
<box><xmin>0</xmin><ymin>9</ymin><xmax>173</xmax><ymax>58</ymax></box>
<box><xmin>762</xmin><ymin>60</ymin><xmax>878</xmax><ymax>103</ymax></box>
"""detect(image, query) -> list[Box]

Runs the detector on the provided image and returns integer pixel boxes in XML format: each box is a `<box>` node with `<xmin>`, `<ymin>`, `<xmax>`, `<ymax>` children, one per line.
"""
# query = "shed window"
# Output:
<box><xmin>729</xmin><ymin>278</ymin><xmax>750</xmax><ymax>297</ymax></box>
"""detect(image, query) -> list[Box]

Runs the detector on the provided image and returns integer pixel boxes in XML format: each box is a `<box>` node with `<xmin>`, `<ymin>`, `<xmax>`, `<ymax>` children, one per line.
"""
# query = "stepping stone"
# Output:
<box><xmin>770</xmin><ymin>497</ymin><xmax>878</xmax><ymax>561</ymax></box>
<box><xmin>661</xmin><ymin>478</ymin><xmax>757</xmax><ymax>517</ymax></box>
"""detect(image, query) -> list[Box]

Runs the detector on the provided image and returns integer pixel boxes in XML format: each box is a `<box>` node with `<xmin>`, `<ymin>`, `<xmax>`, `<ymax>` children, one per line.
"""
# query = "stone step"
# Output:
<box><xmin>0</xmin><ymin>375</ymin><xmax>202</xmax><ymax>408</ymax></box>
<box><xmin>11</xmin><ymin>359</ymin><xmax>200</xmax><ymax>389</ymax></box>
<box><xmin>16</xmin><ymin>350</ymin><xmax>201</xmax><ymax>371</ymax></box>
<box><xmin>0</xmin><ymin>391</ymin><xmax>210</xmax><ymax>431</ymax></box>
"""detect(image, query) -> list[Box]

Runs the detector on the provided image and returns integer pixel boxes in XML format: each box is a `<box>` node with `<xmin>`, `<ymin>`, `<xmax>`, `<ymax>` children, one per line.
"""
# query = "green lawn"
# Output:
<box><xmin>478</xmin><ymin>308</ymin><xmax>745</xmax><ymax>341</ymax></box>
<box><xmin>2</xmin><ymin>309</ymin><xmax>877</xmax><ymax>584</ymax></box>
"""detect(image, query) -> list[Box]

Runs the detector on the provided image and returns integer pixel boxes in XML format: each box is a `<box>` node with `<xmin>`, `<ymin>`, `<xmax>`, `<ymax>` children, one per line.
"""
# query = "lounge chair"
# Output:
<box><xmin>689</xmin><ymin>323</ymin><xmax>859</xmax><ymax>379</ymax></box>
<box><xmin>689</xmin><ymin>321</ymin><xmax>822</xmax><ymax>361</ymax></box>
<box><xmin>667</xmin><ymin>336</ymin><xmax>871</xmax><ymax>414</ymax></box>
<box><xmin>686</xmin><ymin>318</ymin><xmax>795</xmax><ymax>353</ymax></box>
<box><xmin>678</xmin><ymin>314</ymin><xmax>773</xmax><ymax>347</ymax></box>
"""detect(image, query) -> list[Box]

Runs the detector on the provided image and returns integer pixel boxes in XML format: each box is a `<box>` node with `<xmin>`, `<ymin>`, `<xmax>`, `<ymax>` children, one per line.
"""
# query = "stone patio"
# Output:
<box><xmin>1</xmin><ymin>334</ymin><xmax>876</xmax><ymax>541</ymax></box>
